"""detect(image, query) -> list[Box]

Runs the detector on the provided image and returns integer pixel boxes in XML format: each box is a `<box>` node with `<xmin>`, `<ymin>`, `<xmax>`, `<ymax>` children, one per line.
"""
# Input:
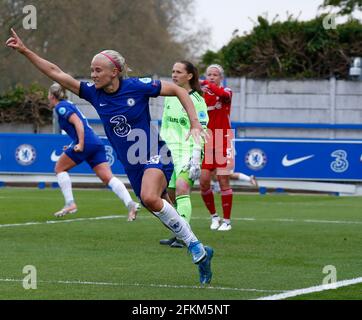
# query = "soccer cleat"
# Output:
<box><xmin>218</xmin><ymin>222</ymin><xmax>232</xmax><ymax>231</ymax></box>
<box><xmin>210</xmin><ymin>216</ymin><xmax>221</xmax><ymax>230</ymax></box>
<box><xmin>54</xmin><ymin>204</ymin><xmax>77</xmax><ymax>217</ymax></box>
<box><xmin>188</xmin><ymin>241</ymin><xmax>206</xmax><ymax>264</ymax></box>
<box><xmin>170</xmin><ymin>239</ymin><xmax>185</xmax><ymax>249</ymax></box>
<box><xmin>198</xmin><ymin>246</ymin><xmax>214</xmax><ymax>284</ymax></box>
<box><xmin>250</xmin><ymin>175</ymin><xmax>258</xmax><ymax>187</ymax></box>
<box><xmin>159</xmin><ymin>237</ymin><xmax>176</xmax><ymax>246</ymax></box>
<box><xmin>127</xmin><ymin>201</ymin><xmax>140</xmax><ymax>222</ymax></box>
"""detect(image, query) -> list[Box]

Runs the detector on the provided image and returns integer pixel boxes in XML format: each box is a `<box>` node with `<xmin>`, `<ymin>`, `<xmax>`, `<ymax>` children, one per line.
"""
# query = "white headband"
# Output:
<box><xmin>207</xmin><ymin>64</ymin><xmax>224</xmax><ymax>78</ymax></box>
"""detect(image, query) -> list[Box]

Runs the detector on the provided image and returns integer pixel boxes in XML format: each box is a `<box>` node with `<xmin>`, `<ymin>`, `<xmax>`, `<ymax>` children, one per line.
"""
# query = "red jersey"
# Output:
<box><xmin>201</xmin><ymin>80</ymin><xmax>235</xmax><ymax>172</ymax></box>
<box><xmin>201</xmin><ymin>80</ymin><xmax>232</xmax><ymax>132</ymax></box>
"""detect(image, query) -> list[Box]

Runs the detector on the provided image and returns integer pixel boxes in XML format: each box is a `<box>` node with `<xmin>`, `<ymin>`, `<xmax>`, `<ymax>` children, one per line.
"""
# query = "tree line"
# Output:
<box><xmin>199</xmin><ymin>0</ymin><xmax>362</xmax><ymax>78</ymax></box>
<box><xmin>1</xmin><ymin>0</ymin><xmax>362</xmax><ymax>127</ymax></box>
<box><xmin>200</xmin><ymin>14</ymin><xmax>362</xmax><ymax>79</ymax></box>
<box><xmin>0</xmin><ymin>0</ymin><xmax>208</xmax><ymax>93</ymax></box>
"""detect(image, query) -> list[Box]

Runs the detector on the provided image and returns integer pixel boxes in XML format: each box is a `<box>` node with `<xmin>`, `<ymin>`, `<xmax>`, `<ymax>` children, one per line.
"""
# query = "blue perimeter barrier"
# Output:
<box><xmin>1</xmin><ymin>132</ymin><xmax>362</xmax><ymax>182</ymax></box>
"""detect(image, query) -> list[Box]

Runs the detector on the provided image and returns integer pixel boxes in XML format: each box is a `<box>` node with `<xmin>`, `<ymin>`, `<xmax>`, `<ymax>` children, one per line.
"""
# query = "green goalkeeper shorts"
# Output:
<box><xmin>168</xmin><ymin>168</ymin><xmax>194</xmax><ymax>189</ymax></box>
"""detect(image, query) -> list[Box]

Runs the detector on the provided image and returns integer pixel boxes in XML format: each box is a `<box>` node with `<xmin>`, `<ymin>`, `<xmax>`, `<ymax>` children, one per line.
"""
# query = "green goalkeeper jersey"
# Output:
<box><xmin>161</xmin><ymin>90</ymin><xmax>208</xmax><ymax>167</ymax></box>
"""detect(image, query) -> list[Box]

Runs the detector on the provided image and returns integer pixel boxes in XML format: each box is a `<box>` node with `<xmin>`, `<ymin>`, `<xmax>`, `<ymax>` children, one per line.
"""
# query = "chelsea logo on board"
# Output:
<box><xmin>15</xmin><ymin>144</ymin><xmax>37</xmax><ymax>166</ymax></box>
<box><xmin>245</xmin><ymin>148</ymin><xmax>267</xmax><ymax>171</ymax></box>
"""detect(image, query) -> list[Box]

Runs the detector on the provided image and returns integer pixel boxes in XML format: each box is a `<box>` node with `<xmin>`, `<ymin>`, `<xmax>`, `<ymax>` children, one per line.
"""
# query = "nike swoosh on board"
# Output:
<box><xmin>51</xmin><ymin>150</ymin><xmax>62</xmax><ymax>162</ymax></box>
<box><xmin>282</xmin><ymin>155</ymin><xmax>315</xmax><ymax>167</ymax></box>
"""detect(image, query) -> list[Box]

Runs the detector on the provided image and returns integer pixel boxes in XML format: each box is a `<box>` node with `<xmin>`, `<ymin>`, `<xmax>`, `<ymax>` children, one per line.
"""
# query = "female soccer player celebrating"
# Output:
<box><xmin>6</xmin><ymin>29</ymin><xmax>213</xmax><ymax>284</ymax></box>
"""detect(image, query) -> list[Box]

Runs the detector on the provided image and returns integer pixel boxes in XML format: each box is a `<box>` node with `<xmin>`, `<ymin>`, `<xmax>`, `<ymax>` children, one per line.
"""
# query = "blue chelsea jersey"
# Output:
<box><xmin>79</xmin><ymin>78</ymin><xmax>168</xmax><ymax>169</ymax></box>
<box><xmin>55</xmin><ymin>100</ymin><xmax>103</xmax><ymax>146</ymax></box>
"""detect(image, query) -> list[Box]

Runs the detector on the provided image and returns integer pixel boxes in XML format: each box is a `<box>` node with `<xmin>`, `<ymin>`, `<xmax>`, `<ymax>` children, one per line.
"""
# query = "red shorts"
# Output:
<box><xmin>202</xmin><ymin>130</ymin><xmax>235</xmax><ymax>175</ymax></box>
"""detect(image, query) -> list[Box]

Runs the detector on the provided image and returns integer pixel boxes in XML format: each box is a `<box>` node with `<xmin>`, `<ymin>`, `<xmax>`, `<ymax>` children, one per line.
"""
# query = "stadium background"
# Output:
<box><xmin>1</xmin><ymin>77</ymin><xmax>362</xmax><ymax>195</ymax></box>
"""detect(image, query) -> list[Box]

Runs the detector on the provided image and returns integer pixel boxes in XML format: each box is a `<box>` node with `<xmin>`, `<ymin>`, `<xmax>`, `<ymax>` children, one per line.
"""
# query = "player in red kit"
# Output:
<box><xmin>200</xmin><ymin>64</ymin><xmax>234</xmax><ymax>231</ymax></box>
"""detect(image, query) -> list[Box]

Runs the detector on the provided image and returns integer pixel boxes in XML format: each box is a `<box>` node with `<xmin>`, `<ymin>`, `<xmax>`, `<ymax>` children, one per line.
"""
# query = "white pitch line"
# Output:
<box><xmin>194</xmin><ymin>216</ymin><xmax>362</xmax><ymax>225</ymax></box>
<box><xmin>256</xmin><ymin>277</ymin><xmax>362</xmax><ymax>300</ymax></box>
<box><xmin>0</xmin><ymin>278</ymin><xmax>281</xmax><ymax>293</ymax></box>
<box><xmin>302</xmin><ymin>219</ymin><xmax>362</xmax><ymax>225</ymax></box>
<box><xmin>0</xmin><ymin>215</ymin><xmax>125</xmax><ymax>228</ymax></box>
<box><xmin>0</xmin><ymin>195</ymin><xmax>121</xmax><ymax>202</ymax></box>
<box><xmin>2</xmin><ymin>215</ymin><xmax>362</xmax><ymax>229</ymax></box>
<box><xmin>270</xmin><ymin>218</ymin><xmax>362</xmax><ymax>225</ymax></box>
<box><xmin>256</xmin><ymin>202</ymin><xmax>361</xmax><ymax>208</ymax></box>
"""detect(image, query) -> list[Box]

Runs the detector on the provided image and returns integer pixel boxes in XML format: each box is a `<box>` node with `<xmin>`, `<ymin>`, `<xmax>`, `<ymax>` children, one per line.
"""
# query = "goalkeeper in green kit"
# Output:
<box><xmin>159</xmin><ymin>61</ymin><xmax>208</xmax><ymax>248</ymax></box>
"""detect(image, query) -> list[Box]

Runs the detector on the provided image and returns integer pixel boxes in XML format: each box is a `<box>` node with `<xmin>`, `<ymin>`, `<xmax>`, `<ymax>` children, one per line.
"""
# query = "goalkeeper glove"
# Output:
<box><xmin>184</xmin><ymin>145</ymin><xmax>202</xmax><ymax>181</ymax></box>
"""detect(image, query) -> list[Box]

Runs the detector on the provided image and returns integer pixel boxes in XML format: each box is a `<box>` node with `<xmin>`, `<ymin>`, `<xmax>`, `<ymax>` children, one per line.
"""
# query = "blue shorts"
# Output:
<box><xmin>125</xmin><ymin>161</ymin><xmax>174</xmax><ymax>200</ymax></box>
<box><xmin>65</xmin><ymin>143</ymin><xmax>107</xmax><ymax>169</ymax></box>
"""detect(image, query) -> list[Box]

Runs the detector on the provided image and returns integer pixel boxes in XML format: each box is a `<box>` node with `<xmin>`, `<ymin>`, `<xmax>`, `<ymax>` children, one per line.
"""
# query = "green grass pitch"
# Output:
<box><xmin>1</xmin><ymin>187</ymin><xmax>362</xmax><ymax>300</ymax></box>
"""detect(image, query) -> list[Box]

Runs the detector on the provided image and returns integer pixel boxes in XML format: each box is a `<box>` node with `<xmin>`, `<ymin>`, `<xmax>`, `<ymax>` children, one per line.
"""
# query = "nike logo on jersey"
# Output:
<box><xmin>100</xmin><ymin>103</ymin><xmax>107</xmax><ymax>107</ymax></box>
<box><xmin>51</xmin><ymin>150</ymin><xmax>62</xmax><ymax>162</ymax></box>
<box><xmin>282</xmin><ymin>155</ymin><xmax>315</xmax><ymax>167</ymax></box>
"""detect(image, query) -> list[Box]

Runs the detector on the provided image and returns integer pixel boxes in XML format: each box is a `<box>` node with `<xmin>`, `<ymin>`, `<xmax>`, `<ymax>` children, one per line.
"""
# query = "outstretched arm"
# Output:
<box><xmin>68</xmin><ymin>114</ymin><xmax>85</xmax><ymax>152</ymax></box>
<box><xmin>160</xmin><ymin>81</ymin><xmax>207</xmax><ymax>145</ymax></box>
<box><xmin>6</xmin><ymin>29</ymin><xmax>80</xmax><ymax>95</ymax></box>
<box><xmin>201</xmin><ymin>80</ymin><xmax>231</xmax><ymax>102</ymax></box>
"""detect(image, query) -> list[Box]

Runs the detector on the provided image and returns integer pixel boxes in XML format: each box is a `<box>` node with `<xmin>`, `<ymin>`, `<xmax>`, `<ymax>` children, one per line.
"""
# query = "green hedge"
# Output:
<box><xmin>200</xmin><ymin>15</ymin><xmax>362</xmax><ymax>79</ymax></box>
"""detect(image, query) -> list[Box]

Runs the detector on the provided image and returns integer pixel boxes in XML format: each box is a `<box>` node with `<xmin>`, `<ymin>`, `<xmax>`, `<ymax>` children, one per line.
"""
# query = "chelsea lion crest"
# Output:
<box><xmin>245</xmin><ymin>148</ymin><xmax>267</xmax><ymax>171</ymax></box>
<box><xmin>15</xmin><ymin>144</ymin><xmax>37</xmax><ymax>166</ymax></box>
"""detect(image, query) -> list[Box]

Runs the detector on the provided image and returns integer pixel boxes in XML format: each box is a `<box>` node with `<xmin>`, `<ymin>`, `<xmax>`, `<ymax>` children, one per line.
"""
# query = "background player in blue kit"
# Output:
<box><xmin>48</xmin><ymin>83</ymin><xmax>140</xmax><ymax>220</ymax></box>
<box><xmin>7</xmin><ymin>29</ymin><xmax>213</xmax><ymax>284</ymax></box>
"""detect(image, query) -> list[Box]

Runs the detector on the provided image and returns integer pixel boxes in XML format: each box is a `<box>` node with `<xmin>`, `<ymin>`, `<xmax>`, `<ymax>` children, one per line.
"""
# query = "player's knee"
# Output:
<box><xmin>94</xmin><ymin>164</ymin><xmax>112</xmax><ymax>185</ymax></box>
<box><xmin>218</xmin><ymin>178</ymin><xmax>231</xmax><ymax>190</ymax></box>
<box><xmin>99</xmin><ymin>174</ymin><xmax>111</xmax><ymax>185</ymax></box>
<box><xmin>199</xmin><ymin>172</ymin><xmax>212</xmax><ymax>190</ymax></box>
<box><xmin>176</xmin><ymin>180</ymin><xmax>190</xmax><ymax>195</ymax></box>
<box><xmin>199</xmin><ymin>178</ymin><xmax>211</xmax><ymax>192</ymax></box>
<box><xmin>140</xmin><ymin>191</ymin><xmax>158</xmax><ymax>210</ymax></box>
<box><xmin>54</xmin><ymin>165</ymin><xmax>63</xmax><ymax>175</ymax></box>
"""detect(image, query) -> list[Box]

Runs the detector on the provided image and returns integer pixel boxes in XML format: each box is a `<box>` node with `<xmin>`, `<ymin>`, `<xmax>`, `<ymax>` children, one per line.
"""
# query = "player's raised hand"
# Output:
<box><xmin>5</xmin><ymin>28</ymin><xmax>27</xmax><ymax>53</ymax></box>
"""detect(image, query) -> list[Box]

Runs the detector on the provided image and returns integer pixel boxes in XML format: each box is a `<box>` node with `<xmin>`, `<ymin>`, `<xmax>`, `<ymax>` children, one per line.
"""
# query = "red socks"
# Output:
<box><xmin>202</xmin><ymin>188</ymin><xmax>233</xmax><ymax>220</ymax></box>
<box><xmin>221</xmin><ymin>189</ymin><xmax>233</xmax><ymax>220</ymax></box>
<box><xmin>201</xmin><ymin>189</ymin><xmax>216</xmax><ymax>215</ymax></box>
